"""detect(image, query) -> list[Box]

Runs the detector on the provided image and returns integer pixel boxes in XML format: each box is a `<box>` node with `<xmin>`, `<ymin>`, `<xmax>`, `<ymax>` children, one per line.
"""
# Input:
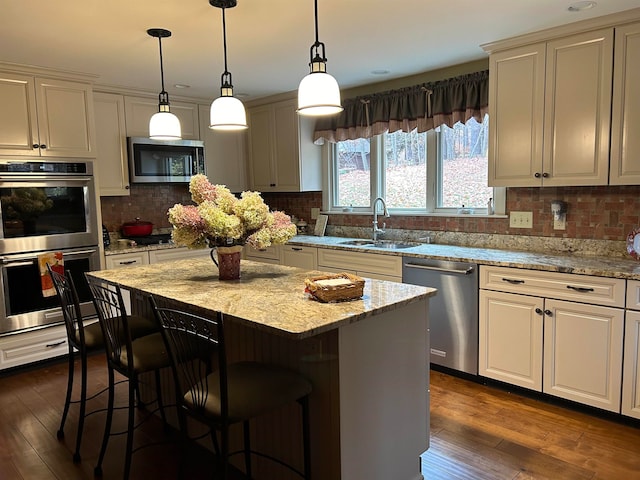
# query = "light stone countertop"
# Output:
<box><xmin>87</xmin><ymin>258</ymin><xmax>436</xmax><ymax>339</ymax></box>
<box><xmin>288</xmin><ymin>236</ymin><xmax>640</xmax><ymax>280</ymax></box>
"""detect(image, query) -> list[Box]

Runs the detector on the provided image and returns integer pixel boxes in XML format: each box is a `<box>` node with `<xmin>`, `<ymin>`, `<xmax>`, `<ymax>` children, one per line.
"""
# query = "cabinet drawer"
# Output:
<box><xmin>0</xmin><ymin>325</ymin><xmax>68</xmax><ymax>370</ymax></box>
<box><xmin>105</xmin><ymin>251</ymin><xmax>149</xmax><ymax>269</ymax></box>
<box><xmin>149</xmin><ymin>247</ymin><xmax>210</xmax><ymax>264</ymax></box>
<box><xmin>480</xmin><ymin>266</ymin><xmax>625</xmax><ymax>307</ymax></box>
<box><xmin>318</xmin><ymin>248</ymin><xmax>402</xmax><ymax>278</ymax></box>
<box><xmin>244</xmin><ymin>245</ymin><xmax>281</xmax><ymax>262</ymax></box>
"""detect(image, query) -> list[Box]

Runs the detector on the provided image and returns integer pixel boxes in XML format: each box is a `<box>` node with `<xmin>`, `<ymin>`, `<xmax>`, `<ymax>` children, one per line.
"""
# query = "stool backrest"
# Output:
<box><xmin>47</xmin><ymin>264</ymin><xmax>84</xmax><ymax>350</ymax></box>
<box><xmin>150</xmin><ymin>297</ymin><xmax>229</xmax><ymax>421</ymax></box>
<box><xmin>85</xmin><ymin>277</ymin><xmax>133</xmax><ymax>372</ymax></box>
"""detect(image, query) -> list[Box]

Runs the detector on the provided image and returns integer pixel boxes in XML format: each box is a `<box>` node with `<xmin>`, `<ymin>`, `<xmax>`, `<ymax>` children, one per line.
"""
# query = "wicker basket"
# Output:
<box><xmin>304</xmin><ymin>272</ymin><xmax>365</xmax><ymax>302</ymax></box>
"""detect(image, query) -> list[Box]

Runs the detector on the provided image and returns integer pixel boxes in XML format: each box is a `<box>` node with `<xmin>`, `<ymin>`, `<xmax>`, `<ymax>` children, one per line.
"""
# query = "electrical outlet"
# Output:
<box><xmin>554</xmin><ymin>215</ymin><xmax>566</xmax><ymax>230</ymax></box>
<box><xmin>310</xmin><ymin>208</ymin><xmax>320</xmax><ymax>220</ymax></box>
<box><xmin>509</xmin><ymin>211</ymin><xmax>533</xmax><ymax>228</ymax></box>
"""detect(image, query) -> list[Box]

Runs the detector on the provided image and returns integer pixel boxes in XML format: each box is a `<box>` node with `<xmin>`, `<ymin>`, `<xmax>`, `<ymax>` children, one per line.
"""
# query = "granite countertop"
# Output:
<box><xmin>88</xmin><ymin>258</ymin><xmax>436</xmax><ymax>339</ymax></box>
<box><xmin>288</xmin><ymin>236</ymin><xmax>640</xmax><ymax>280</ymax></box>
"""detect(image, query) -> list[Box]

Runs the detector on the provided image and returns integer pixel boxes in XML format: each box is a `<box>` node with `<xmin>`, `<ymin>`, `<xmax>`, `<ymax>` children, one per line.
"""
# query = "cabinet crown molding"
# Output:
<box><xmin>482</xmin><ymin>7</ymin><xmax>640</xmax><ymax>53</ymax></box>
<box><xmin>0</xmin><ymin>61</ymin><xmax>98</xmax><ymax>83</ymax></box>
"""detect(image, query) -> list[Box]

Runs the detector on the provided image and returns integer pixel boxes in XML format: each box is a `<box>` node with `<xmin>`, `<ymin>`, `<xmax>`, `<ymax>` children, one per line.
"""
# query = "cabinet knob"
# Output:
<box><xmin>32</xmin><ymin>143</ymin><xmax>39</xmax><ymax>149</ymax></box>
<box><xmin>270</xmin><ymin>183</ymin><xmax>276</xmax><ymax>187</ymax></box>
<box><xmin>534</xmin><ymin>172</ymin><xmax>541</xmax><ymax>178</ymax></box>
<box><xmin>40</xmin><ymin>144</ymin><xmax>47</xmax><ymax>149</ymax></box>
<box><xmin>125</xmin><ymin>185</ymin><xmax>130</xmax><ymax>190</ymax></box>
<box><xmin>542</xmin><ymin>172</ymin><xmax>549</xmax><ymax>178</ymax></box>
<box><xmin>544</xmin><ymin>309</ymin><xmax>552</xmax><ymax>316</ymax></box>
<box><xmin>535</xmin><ymin>307</ymin><xmax>543</xmax><ymax>315</ymax></box>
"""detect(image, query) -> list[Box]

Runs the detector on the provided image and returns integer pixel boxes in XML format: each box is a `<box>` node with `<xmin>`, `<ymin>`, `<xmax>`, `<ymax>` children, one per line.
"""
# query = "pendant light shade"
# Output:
<box><xmin>209</xmin><ymin>0</ymin><xmax>247</xmax><ymax>131</ymax></box>
<box><xmin>297</xmin><ymin>0</ymin><xmax>343</xmax><ymax>116</ymax></box>
<box><xmin>147</xmin><ymin>28</ymin><xmax>181</xmax><ymax>140</ymax></box>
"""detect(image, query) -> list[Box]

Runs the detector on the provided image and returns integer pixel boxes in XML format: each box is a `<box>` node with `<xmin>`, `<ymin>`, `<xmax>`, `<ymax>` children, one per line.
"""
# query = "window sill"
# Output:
<box><xmin>322</xmin><ymin>210</ymin><xmax>508</xmax><ymax>219</ymax></box>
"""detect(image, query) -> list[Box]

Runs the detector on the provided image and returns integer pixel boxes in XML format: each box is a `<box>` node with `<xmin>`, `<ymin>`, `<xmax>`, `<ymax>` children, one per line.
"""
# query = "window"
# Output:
<box><xmin>326</xmin><ymin>115</ymin><xmax>503</xmax><ymax>215</ymax></box>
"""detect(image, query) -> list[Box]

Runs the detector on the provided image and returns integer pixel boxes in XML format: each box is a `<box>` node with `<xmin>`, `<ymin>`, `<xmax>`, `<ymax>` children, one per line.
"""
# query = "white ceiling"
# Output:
<box><xmin>2</xmin><ymin>0</ymin><xmax>639</xmax><ymax>102</ymax></box>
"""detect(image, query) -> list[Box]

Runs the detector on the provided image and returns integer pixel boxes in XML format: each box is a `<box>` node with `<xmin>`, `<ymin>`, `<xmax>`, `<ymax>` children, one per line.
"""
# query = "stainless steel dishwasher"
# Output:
<box><xmin>402</xmin><ymin>257</ymin><xmax>478</xmax><ymax>375</ymax></box>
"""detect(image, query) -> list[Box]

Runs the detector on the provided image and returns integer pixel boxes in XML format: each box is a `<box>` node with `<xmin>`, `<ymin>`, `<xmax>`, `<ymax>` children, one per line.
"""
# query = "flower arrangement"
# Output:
<box><xmin>168</xmin><ymin>174</ymin><xmax>298</xmax><ymax>250</ymax></box>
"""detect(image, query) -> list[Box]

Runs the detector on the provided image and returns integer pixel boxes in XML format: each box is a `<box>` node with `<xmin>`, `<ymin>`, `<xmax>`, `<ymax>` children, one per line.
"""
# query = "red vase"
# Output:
<box><xmin>214</xmin><ymin>246</ymin><xmax>242</xmax><ymax>280</ymax></box>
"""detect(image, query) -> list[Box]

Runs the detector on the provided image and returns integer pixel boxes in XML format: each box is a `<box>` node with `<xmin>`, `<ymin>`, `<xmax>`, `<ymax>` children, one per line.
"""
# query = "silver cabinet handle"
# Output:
<box><xmin>403</xmin><ymin>263</ymin><xmax>474</xmax><ymax>275</ymax></box>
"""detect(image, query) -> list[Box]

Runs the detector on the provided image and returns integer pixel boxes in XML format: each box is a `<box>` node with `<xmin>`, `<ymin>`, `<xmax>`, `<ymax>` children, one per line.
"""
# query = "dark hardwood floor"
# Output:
<box><xmin>423</xmin><ymin>370</ymin><xmax>640</xmax><ymax>480</ymax></box>
<box><xmin>1</xmin><ymin>354</ymin><xmax>639</xmax><ymax>479</ymax></box>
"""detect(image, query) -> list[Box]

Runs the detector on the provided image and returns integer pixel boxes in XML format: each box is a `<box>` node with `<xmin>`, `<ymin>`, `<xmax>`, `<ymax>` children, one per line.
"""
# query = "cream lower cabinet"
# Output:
<box><xmin>317</xmin><ymin>248</ymin><xmax>402</xmax><ymax>282</ymax></box>
<box><xmin>622</xmin><ymin>281</ymin><xmax>640</xmax><ymax>419</ymax></box>
<box><xmin>479</xmin><ymin>266</ymin><xmax>625</xmax><ymax>412</ymax></box>
<box><xmin>281</xmin><ymin>245</ymin><xmax>317</xmax><ymax>270</ymax></box>
<box><xmin>105</xmin><ymin>247</ymin><xmax>209</xmax><ymax>311</ymax></box>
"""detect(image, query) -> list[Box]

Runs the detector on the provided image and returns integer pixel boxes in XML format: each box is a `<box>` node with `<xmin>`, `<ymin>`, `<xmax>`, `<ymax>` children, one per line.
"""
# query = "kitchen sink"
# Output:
<box><xmin>338</xmin><ymin>240</ymin><xmax>376</xmax><ymax>246</ymax></box>
<box><xmin>370</xmin><ymin>241</ymin><xmax>421</xmax><ymax>249</ymax></box>
<box><xmin>338</xmin><ymin>239</ymin><xmax>421</xmax><ymax>249</ymax></box>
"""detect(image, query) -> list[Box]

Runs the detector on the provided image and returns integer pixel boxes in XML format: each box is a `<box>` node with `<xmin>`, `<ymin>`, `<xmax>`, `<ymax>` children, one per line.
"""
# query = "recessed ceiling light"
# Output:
<box><xmin>174</xmin><ymin>84</ymin><xmax>191</xmax><ymax>89</ymax></box>
<box><xmin>568</xmin><ymin>1</ymin><xmax>596</xmax><ymax>12</ymax></box>
<box><xmin>371</xmin><ymin>69</ymin><xmax>390</xmax><ymax>76</ymax></box>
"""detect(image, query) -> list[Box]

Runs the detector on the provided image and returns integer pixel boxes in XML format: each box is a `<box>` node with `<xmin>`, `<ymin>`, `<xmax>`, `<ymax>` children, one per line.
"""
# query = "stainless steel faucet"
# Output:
<box><xmin>372</xmin><ymin>197</ymin><xmax>390</xmax><ymax>241</ymax></box>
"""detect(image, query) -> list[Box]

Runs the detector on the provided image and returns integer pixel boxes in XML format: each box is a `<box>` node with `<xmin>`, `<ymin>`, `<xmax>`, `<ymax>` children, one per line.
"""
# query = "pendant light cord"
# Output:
<box><xmin>314</xmin><ymin>0</ymin><xmax>320</xmax><ymax>46</ymax></box>
<box><xmin>157</xmin><ymin>36</ymin><xmax>167</xmax><ymax>94</ymax></box>
<box><xmin>222</xmin><ymin>7</ymin><xmax>229</xmax><ymax>75</ymax></box>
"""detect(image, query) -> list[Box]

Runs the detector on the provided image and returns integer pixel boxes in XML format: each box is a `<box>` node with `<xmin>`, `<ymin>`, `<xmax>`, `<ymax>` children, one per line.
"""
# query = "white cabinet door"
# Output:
<box><xmin>488</xmin><ymin>29</ymin><xmax>613</xmax><ymax>187</ymax></box>
<box><xmin>0</xmin><ymin>73</ymin><xmax>96</xmax><ymax>158</ymax></box>
<box><xmin>281</xmin><ymin>245</ymin><xmax>317</xmax><ymax>270</ymax></box>
<box><xmin>488</xmin><ymin>44</ymin><xmax>545</xmax><ymax>187</ymax></box>
<box><xmin>543</xmin><ymin>299</ymin><xmax>623</xmax><ymax>412</ymax></box>
<box><xmin>0</xmin><ymin>72</ymin><xmax>40</xmax><ymax>155</ymax></box>
<box><xmin>198</xmin><ymin>104</ymin><xmax>247</xmax><ymax>192</ymax></box>
<box><xmin>610</xmin><ymin>22</ymin><xmax>640</xmax><ymax>185</ymax></box>
<box><xmin>479</xmin><ymin>289</ymin><xmax>544</xmax><ymax>390</ymax></box>
<box><xmin>622</xmin><ymin>310</ymin><xmax>640</xmax><ymax>419</ymax></box>
<box><xmin>542</xmin><ymin>29</ymin><xmax>612</xmax><ymax>186</ymax></box>
<box><xmin>247</xmin><ymin>99</ymin><xmax>321</xmax><ymax>192</ymax></box>
<box><xmin>94</xmin><ymin>92</ymin><xmax>129</xmax><ymax>196</ymax></box>
<box><xmin>243</xmin><ymin>245</ymin><xmax>281</xmax><ymax>264</ymax></box>
<box><xmin>124</xmin><ymin>96</ymin><xmax>199</xmax><ymax>139</ymax></box>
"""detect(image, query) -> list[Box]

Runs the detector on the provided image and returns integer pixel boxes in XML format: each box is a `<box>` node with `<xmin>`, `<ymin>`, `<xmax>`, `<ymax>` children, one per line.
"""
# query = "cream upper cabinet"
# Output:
<box><xmin>123</xmin><ymin>95</ymin><xmax>199</xmax><ymax>139</ymax></box>
<box><xmin>610</xmin><ymin>22</ymin><xmax>640</xmax><ymax>185</ymax></box>
<box><xmin>0</xmin><ymin>72</ymin><xmax>96</xmax><ymax>158</ymax></box>
<box><xmin>488</xmin><ymin>29</ymin><xmax>613</xmax><ymax>187</ymax></box>
<box><xmin>247</xmin><ymin>98</ymin><xmax>321</xmax><ymax>192</ymax></box>
<box><xmin>197</xmin><ymin>104</ymin><xmax>247</xmax><ymax>192</ymax></box>
<box><xmin>94</xmin><ymin>92</ymin><xmax>130</xmax><ymax>196</ymax></box>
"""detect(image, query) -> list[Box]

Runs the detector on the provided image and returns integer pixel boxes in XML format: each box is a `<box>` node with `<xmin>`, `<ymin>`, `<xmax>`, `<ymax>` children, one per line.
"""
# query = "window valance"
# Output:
<box><xmin>313</xmin><ymin>70</ymin><xmax>489</xmax><ymax>144</ymax></box>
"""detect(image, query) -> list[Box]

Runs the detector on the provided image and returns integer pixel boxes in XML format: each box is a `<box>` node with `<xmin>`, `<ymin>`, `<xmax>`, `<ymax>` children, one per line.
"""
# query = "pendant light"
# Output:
<box><xmin>209</xmin><ymin>0</ymin><xmax>248</xmax><ymax>131</ymax></box>
<box><xmin>147</xmin><ymin>28</ymin><xmax>182</xmax><ymax>140</ymax></box>
<box><xmin>297</xmin><ymin>0</ymin><xmax>343</xmax><ymax>116</ymax></box>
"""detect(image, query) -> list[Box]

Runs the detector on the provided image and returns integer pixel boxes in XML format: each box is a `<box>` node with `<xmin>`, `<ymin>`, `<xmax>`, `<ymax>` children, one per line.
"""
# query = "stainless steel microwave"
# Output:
<box><xmin>127</xmin><ymin>137</ymin><xmax>206</xmax><ymax>184</ymax></box>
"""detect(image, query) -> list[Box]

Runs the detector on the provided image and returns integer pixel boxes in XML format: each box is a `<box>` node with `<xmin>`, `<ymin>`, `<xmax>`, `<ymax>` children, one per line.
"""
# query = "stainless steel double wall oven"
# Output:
<box><xmin>0</xmin><ymin>160</ymin><xmax>100</xmax><ymax>335</ymax></box>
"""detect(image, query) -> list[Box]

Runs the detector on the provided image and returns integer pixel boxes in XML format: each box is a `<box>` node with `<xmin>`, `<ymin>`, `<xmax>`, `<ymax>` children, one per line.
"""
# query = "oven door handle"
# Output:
<box><xmin>1</xmin><ymin>248</ymin><xmax>98</xmax><ymax>265</ymax></box>
<box><xmin>0</xmin><ymin>258</ymin><xmax>34</xmax><ymax>267</ymax></box>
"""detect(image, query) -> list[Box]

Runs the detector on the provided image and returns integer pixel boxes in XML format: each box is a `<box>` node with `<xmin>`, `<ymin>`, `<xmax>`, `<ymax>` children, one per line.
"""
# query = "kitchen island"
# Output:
<box><xmin>87</xmin><ymin>258</ymin><xmax>436</xmax><ymax>480</ymax></box>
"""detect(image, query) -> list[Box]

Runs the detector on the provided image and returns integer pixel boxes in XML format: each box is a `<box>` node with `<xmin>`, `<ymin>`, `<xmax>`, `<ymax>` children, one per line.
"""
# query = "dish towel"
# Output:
<box><xmin>37</xmin><ymin>252</ymin><xmax>64</xmax><ymax>297</ymax></box>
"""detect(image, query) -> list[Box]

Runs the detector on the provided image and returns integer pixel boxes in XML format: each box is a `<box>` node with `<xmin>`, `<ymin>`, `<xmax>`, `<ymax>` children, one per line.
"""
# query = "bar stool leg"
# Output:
<box><xmin>57</xmin><ymin>345</ymin><xmax>75</xmax><ymax>441</ymax></box>
<box><xmin>94</xmin><ymin>367</ymin><xmax>115</xmax><ymax>477</ymax></box>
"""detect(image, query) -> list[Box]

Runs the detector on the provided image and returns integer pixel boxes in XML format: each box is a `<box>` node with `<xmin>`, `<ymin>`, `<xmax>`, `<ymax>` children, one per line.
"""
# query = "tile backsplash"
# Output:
<box><xmin>100</xmin><ymin>185</ymin><xmax>640</xmax><ymax>245</ymax></box>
